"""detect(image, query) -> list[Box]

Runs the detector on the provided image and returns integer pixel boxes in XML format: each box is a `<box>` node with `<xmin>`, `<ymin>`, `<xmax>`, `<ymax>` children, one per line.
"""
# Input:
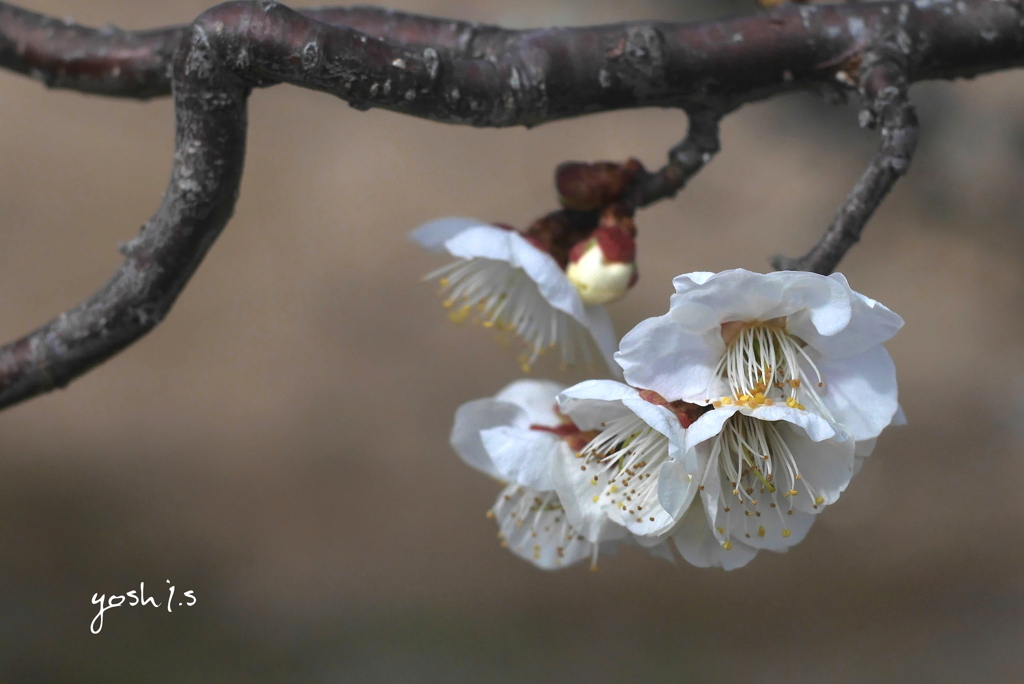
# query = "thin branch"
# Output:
<box><xmin>0</xmin><ymin>0</ymin><xmax>1021</xmax><ymax>410</ymax></box>
<box><xmin>772</xmin><ymin>38</ymin><xmax>920</xmax><ymax>273</ymax></box>
<box><xmin>629</xmin><ymin>107</ymin><xmax>725</xmax><ymax>208</ymax></box>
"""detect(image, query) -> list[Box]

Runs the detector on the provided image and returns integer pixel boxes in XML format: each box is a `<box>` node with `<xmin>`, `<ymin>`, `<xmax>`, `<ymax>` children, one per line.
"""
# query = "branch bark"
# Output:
<box><xmin>0</xmin><ymin>0</ymin><xmax>1021</xmax><ymax>410</ymax></box>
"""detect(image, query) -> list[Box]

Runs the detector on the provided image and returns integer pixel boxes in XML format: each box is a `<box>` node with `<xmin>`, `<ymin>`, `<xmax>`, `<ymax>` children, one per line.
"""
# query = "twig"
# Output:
<box><xmin>772</xmin><ymin>59</ymin><xmax>918</xmax><ymax>274</ymax></box>
<box><xmin>629</xmin><ymin>107</ymin><xmax>726</xmax><ymax>208</ymax></box>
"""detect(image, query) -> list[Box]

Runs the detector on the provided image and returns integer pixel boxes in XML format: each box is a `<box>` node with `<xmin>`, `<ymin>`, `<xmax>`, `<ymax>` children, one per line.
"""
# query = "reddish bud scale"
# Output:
<box><xmin>598</xmin><ymin>203</ymin><xmax>637</xmax><ymax>237</ymax></box>
<box><xmin>524</xmin><ymin>209</ymin><xmax>597</xmax><ymax>270</ymax></box>
<box><xmin>594</xmin><ymin>226</ymin><xmax>636</xmax><ymax>264</ymax></box>
<box><xmin>530</xmin><ymin>421</ymin><xmax>601</xmax><ymax>452</ymax></box>
<box><xmin>638</xmin><ymin>389</ymin><xmax>709</xmax><ymax>428</ymax></box>
<box><xmin>555</xmin><ymin>159</ymin><xmax>646</xmax><ymax>211</ymax></box>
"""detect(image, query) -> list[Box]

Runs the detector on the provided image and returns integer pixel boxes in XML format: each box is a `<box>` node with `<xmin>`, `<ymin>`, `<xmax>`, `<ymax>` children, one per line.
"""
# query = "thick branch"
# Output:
<box><xmin>0</xmin><ymin>0</ymin><xmax>1021</xmax><ymax>410</ymax></box>
<box><xmin>0</xmin><ymin>3</ymin><xmax>491</xmax><ymax>99</ymax></box>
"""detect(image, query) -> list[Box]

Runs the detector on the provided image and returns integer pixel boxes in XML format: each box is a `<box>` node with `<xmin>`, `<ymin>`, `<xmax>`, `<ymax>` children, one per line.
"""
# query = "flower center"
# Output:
<box><xmin>711</xmin><ymin>320</ymin><xmax>830</xmax><ymax>417</ymax></box>
<box><xmin>426</xmin><ymin>257</ymin><xmax>598</xmax><ymax>372</ymax></box>
<box><xmin>578</xmin><ymin>413</ymin><xmax>670</xmax><ymax>527</ymax></box>
<box><xmin>698</xmin><ymin>413</ymin><xmax>825</xmax><ymax>548</ymax></box>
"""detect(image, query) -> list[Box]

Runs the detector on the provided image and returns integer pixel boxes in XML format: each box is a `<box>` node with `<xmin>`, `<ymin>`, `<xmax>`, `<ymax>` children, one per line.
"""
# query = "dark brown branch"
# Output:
<box><xmin>772</xmin><ymin>59</ymin><xmax>919</xmax><ymax>274</ymax></box>
<box><xmin>629</xmin><ymin>107</ymin><xmax>725</xmax><ymax>208</ymax></box>
<box><xmin>0</xmin><ymin>0</ymin><xmax>1022</xmax><ymax>410</ymax></box>
<box><xmin>0</xmin><ymin>3</ymin><xmax>491</xmax><ymax>99</ymax></box>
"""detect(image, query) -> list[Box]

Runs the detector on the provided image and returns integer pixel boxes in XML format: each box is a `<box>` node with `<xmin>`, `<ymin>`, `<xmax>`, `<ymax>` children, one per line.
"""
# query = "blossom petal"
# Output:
<box><xmin>409</xmin><ymin>216</ymin><xmax>485</xmax><ymax>252</ymax></box>
<box><xmin>682</xmin><ymin>406</ymin><xmax>741</xmax><ymax>454</ymax></box>
<box><xmin>583</xmin><ymin>304</ymin><xmax>624</xmax><ymax>380</ymax></box>
<box><xmin>782</xmin><ymin>422</ymin><xmax>857</xmax><ymax>513</ymax></box>
<box><xmin>790</xmin><ymin>273</ymin><xmax>904</xmax><ymax>358</ymax></box>
<box><xmin>855</xmin><ymin>438</ymin><xmax>878</xmax><ymax>459</ymax></box>
<box><xmin>556</xmin><ymin>380</ymin><xmax>639</xmax><ymax>430</ymax></box>
<box><xmin>657</xmin><ymin>459</ymin><xmax>699</xmax><ymax>521</ymax></box>
<box><xmin>671</xmin><ymin>504</ymin><xmax>759</xmax><ymax>570</ymax></box>
<box><xmin>670</xmin><ymin>271</ymin><xmax>716</xmax><ymax>293</ymax></box>
<box><xmin>481</xmin><ymin>426</ymin><xmax>561</xmax><ymax>491</ymax></box>
<box><xmin>814</xmin><ymin>344</ymin><xmax>899</xmax><ymax>441</ymax></box>
<box><xmin>615</xmin><ymin>314</ymin><xmax>723</xmax><ymax>402</ymax></box>
<box><xmin>450</xmin><ymin>398</ymin><xmax>524</xmax><ymax>479</ymax></box>
<box><xmin>741</xmin><ymin>404</ymin><xmax>839</xmax><ymax>443</ymax></box>
<box><xmin>681</xmin><ymin>404</ymin><xmax>837</xmax><ymax>453</ymax></box>
<box><xmin>664</xmin><ymin>269</ymin><xmax>851</xmax><ymax>337</ymax></box>
<box><xmin>551</xmin><ymin>444</ymin><xmax>612</xmax><ymax>542</ymax></box>
<box><xmin>494</xmin><ymin>378</ymin><xmax>566</xmax><ymax>427</ymax></box>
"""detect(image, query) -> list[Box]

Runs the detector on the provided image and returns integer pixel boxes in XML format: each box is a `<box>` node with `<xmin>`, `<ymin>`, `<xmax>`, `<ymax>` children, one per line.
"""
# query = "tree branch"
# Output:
<box><xmin>0</xmin><ymin>0</ymin><xmax>1021</xmax><ymax>410</ymax></box>
<box><xmin>0</xmin><ymin>3</ymin><xmax>491</xmax><ymax>99</ymax></box>
<box><xmin>629</xmin><ymin>107</ymin><xmax>725</xmax><ymax>208</ymax></box>
<box><xmin>772</xmin><ymin>24</ymin><xmax>920</xmax><ymax>273</ymax></box>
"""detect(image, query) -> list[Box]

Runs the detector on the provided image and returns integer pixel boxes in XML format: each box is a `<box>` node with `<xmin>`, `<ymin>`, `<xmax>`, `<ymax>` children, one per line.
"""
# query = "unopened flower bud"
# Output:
<box><xmin>566</xmin><ymin>226</ymin><xmax>638</xmax><ymax>305</ymax></box>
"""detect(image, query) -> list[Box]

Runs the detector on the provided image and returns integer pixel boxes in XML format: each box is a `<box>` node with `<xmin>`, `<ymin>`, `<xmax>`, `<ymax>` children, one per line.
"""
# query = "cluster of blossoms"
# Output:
<box><xmin>414</xmin><ymin>165</ymin><xmax>903</xmax><ymax>572</ymax></box>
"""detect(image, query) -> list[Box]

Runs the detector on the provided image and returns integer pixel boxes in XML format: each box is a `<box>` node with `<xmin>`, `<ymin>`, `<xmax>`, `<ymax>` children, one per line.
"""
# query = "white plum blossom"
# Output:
<box><xmin>450</xmin><ymin>378</ymin><xmax>631</xmax><ymax>570</ymax></box>
<box><xmin>676</xmin><ymin>403</ymin><xmax>853</xmax><ymax>568</ymax></box>
<box><xmin>412</xmin><ymin>218</ymin><xmax>619</xmax><ymax>374</ymax></box>
<box><xmin>553</xmin><ymin>380</ymin><xmax>700</xmax><ymax>541</ymax></box>
<box><xmin>615</xmin><ymin>269</ymin><xmax>903</xmax><ymax>443</ymax></box>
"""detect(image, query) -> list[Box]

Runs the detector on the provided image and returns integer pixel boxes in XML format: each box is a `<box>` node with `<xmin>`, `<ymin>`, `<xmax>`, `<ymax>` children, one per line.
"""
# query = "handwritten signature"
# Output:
<box><xmin>91</xmin><ymin>580</ymin><xmax>196</xmax><ymax>634</ymax></box>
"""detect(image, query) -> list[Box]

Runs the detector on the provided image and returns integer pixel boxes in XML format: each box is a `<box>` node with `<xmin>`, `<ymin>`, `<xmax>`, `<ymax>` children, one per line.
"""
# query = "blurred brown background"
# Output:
<box><xmin>1</xmin><ymin>0</ymin><xmax>1023</xmax><ymax>681</ymax></box>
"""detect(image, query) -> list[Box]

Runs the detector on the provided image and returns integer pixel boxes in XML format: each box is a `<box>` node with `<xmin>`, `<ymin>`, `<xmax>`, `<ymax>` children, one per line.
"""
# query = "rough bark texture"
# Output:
<box><xmin>0</xmin><ymin>0</ymin><xmax>1021</xmax><ymax>409</ymax></box>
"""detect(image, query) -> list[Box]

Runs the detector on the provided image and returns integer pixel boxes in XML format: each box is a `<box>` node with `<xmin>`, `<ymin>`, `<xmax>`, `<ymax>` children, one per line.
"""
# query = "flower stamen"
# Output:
<box><xmin>709</xmin><ymin>321</ymin><xmax>833</xmax><ymax>420</ymax></box>
<box><xmin>578</xmin><ymin>414</ymin><xmax>670</xmax><ymax>529</ymax></box>
<box><xmin>699</xmin><ymin>414</ymin><xmax>822</xmax><ymax>547</ymax></box>
<box><xmin>426</xmin><ymin>258</ymin><xmax>598</xmax><ymax>371</ymax></box>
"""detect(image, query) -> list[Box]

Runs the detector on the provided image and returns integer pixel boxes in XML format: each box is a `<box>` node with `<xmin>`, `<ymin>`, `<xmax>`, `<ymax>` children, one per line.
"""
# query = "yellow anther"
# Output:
<box><xmin>716</xmin><ymin>527</ymin><xmax>725</xmax><ymax>534</ymax></box>
<box><xmin>739</xmin><ymin>394</ymin><xmax>752</xmax><ymax>403</ymax></box>
<box><xmin>814</xmin><ymin>495</ymin><xmax>825</xmax><ymax>505</ymax></box>
<box><xmin>721</xmin><ymin>397</ymin><xmax>734</xmax><ymax>406</ymax></box>
<box><xmin>712</xmin><ymin>401</ymin><xmax>723</xmax><ymax>408</ymax></box>
<box><xmin>757</xmin><ymin>525</ymin><xmax>766</xmax><ymax>537</ymax></box>
<box><xmin>485</xmin><ymin>510</ymin><xmax>495</xmax><ymax>519</ymax></box>
<box><xmin>482</xmin><ymin>320</ymin><xmax>494</xmax><ymax>328</ymax></box>
<box><xmin>789</xmin><ymin>489</ymin><xmax>799</xmax><ymax>496</ymax></box>
<box><xmin>754</xmin><ymin>392</ymin><xmax>766</xmax><ymax>402</ymax></box>
<box><xmin>438</xmin><ymin>278</ymin><xmax>449</xmax><ymax>287</ymax></box>
<box><xmin>609</xmin><ymin>485</ymin><xmax>619</xmax><ymax>493</ymax></box>
<box><xmin>448</xmin><ymin>305</ymin><xmax>472</xmax><ymax>324</ymax></box>
<box><xmin>722</xmin><ymin>541</ymin><xmax>734</xmax><ymax>551</ymax></box>
<box><xmin>592</xmin><ymin>495</ymin><xmax>599</xmax><ymax>503</ymax></box>
<box><xmin>781</xmin><ymin>529</ymin><xmax>791</xmax><ymax>538</ymax></box>
<box><xmin>442</xmin><ymin>299</ymin><xmax>455</xmax><ymax>309</ymax></box>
